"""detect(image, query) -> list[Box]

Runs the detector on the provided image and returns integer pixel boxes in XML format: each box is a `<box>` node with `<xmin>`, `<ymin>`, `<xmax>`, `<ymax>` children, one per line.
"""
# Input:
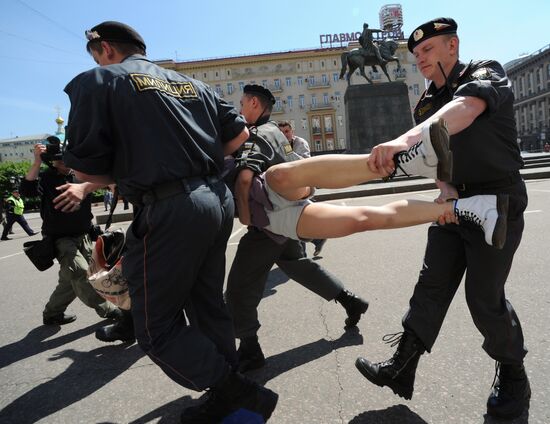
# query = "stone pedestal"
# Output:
<box><xmin>344</xmin><ymin>82</ymin><xmax>413</xmax><ymax>153</ymax></box>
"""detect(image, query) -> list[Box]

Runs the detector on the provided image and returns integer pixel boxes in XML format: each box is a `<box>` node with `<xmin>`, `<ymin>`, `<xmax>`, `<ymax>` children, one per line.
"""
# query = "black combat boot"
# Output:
<box><xmin>237</xmin><ymin>336</ymin><xmax>266</xmax><ymax>372</ymax></box>
<box><xmin>486</xmin><ymin>362</ymin><xmax>531</xmax><ymax>419</ymax></box>
<box><xmin>335</xmin><ymin>289</ymin><xmax>369</xmax><ymax>328</ymax></box>
<box><xmin>180</xmin><ymin>370</ymin><xmax>278</xmax><ymax>423</ymax></box>
<box><xmin>95</xmin><ymin>309</ymin><xmax>135</xmax><ymax>343</ymax></box>
<box><xmin>355</xmin><ymin>330</ymin><xmax>425</xmax><ymax>400</ymax></box>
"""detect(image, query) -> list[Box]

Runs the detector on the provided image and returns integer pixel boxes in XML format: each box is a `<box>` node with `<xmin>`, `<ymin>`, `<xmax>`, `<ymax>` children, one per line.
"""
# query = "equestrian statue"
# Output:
<box><xmin>339</xmin><ymin>23</ymin><xmax>401</xmax><ymax>85</ymax></box>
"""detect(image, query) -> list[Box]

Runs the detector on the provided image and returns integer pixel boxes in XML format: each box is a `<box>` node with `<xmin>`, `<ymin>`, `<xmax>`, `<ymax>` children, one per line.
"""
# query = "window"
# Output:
<box><xmin>333</xmin><ymin>73</ymin><xmax>339</xmax><ymax>82</ymax></box>
<box><xmin>215</xmin><ymin>71</ymin><xmax>218</xmax><ymax>77</ymax></box>
<box><xmin>239</xmin><ymin>82</ymin><xmax>244</xmax><ymax>91</ymax></box>
<box><xmin>215</xmin><ymin>84</ymin><xmax>221</xmax><ymax>95</ymax></box>
<box><xmin>299</xmin><ymin>94</ymin><xmax>305</xmax><ymax>108</ymax></box>
<box><xmin>297</xmin><ymin>63</ymin><xmax>301</xmax><ymax>69</ymax></box>
<box><xmin>311</xmin><ymin>94</ymin><xmax>317</xmax><ymax>107</ymax></box>
<box><xmin>322</xmin><ymin>74</ymin><xmax>328</xmax><ymax>85</ymax></box>
<box><xmin>285</xmin><ymin>77</ymin><xmax>291</xmax><ymax>87</ymax></box>
<box><xmin>309</xmin><ymin>62</ymin><xmax>313</xmax><ymax>68</ymax></box>
<box><xmin>412</xmin><ymin>64</ymin><xmax>417</xmax><ymax>73</ymax></box>
<box><xmin>297</xmin><ymin>76</ymin><xmax>303</xmax><ymax>86</ymax></box>
<box><xmin>227</xmin><ymin>83</ymin><xmax>233</xmax><ymax>95</ymax></box>
<box><xmin>334</xmin><ymin>91</ymin><xmax>341</xmax><ymax>101</ymax></box>
<box><xmin>274</xmin><ymin>79</ymin><xmax>281</xmax><ymax>89</ymax></box>
<box><xmin>309</xmin><ymin>75</ymin><xmax>315</xmax><ymax>85</ymax></box>
<box><xmin>203</xmin><ymin>72</ymin><xmax>207</xmax><ymax>78</ymax></box>
<box><xmin>287</xmin><ymin>95</ymin><xmax>293</xmax><ymax>108</ymax></box>
<box><xmin>262</xmin><ymin>80</ymin><xmax>268</xmax><ymax>88</ymax></box>
<box><xmin>227</xmin><ymin>70</ymin><xmax>231</xmax><ymax>76</ymax></box>
<box><xmin>321</xmin><ymin>61</ymin><xmax>325</xmax><ymax>68</ymax></box>
<box><xmin>315</xmin><ymin>140</ymin><xmax>321</xmax><ymax>150</ymax></box>
<box><xmin>413</xmin><ymin>84</ymin><xmax>419</xmax><ymax>95</ymax></box>
<box><xmin>275</xmin><ymin>98</ymin><xmax>282</xmax><ymax>110</ymax></box>
<box><xmin>323</xmin><ymin>93</ymin><xmax>329</xmax><ymax>104</ymax></box>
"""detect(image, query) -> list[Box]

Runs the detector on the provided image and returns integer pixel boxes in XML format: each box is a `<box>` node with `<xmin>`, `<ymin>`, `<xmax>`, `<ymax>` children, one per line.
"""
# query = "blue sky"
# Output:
<box><xmin>0</xmin><ymin>0</ymin><xmax>547</xmax><ymax>139</ymax></box>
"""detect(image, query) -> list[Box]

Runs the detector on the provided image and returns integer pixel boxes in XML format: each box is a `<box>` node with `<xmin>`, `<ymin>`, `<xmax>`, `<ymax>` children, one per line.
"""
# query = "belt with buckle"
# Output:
<box><xmin>455</xmin><ymin>172</ymin><xmax>521</xmax><ymax>192</ymax></box>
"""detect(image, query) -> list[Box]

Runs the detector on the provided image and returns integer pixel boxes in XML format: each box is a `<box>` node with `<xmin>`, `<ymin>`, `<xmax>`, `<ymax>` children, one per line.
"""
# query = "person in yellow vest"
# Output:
<box><xmin>1</xmin><ymin>190</ymin><xmax>36</xmax><ymax>240</ymax></box>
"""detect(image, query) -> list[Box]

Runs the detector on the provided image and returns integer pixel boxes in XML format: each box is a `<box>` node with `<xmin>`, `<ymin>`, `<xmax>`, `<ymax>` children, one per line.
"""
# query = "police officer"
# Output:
<box><xmin>63</xmin><ymin>21</ymin><xmax>277</xmax><ymax>422</ymax></box>
<box><xmin>356</xmin><ymin>18</ymin><xmax>529</xmax><ymax>419</ymax></box>
<box><xmin>20</xmin><ymin>138</ymin><xmax>121</xmax><ymax>325</ymax></box>
<box><xmin>225</xmin><ymin>85</ymin><xmax>369</xmax><ymax>372</ymax></box>
<box><xmin>1</xmin><ymin>189</ymin><xmax>36</xmax><ymax>240</ymax></box>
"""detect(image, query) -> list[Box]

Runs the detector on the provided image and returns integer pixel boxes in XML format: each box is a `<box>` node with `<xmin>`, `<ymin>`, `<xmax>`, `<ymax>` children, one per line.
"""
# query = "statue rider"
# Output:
<box><xmin>358</xmin><ymin>23</ymin><xmax>385</xmax><ymax>64</ymax></box>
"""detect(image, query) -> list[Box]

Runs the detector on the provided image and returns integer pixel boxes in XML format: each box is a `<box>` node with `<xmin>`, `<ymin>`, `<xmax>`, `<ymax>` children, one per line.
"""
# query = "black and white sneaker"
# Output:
<box><xmin>391</xmin><ymin>118</ymin><xmax>453</xmax><ymax>181</ymax></box>
<box><xmin>454</xmin><ymin>194</ymin><xmax>509</xmax><ymax>249</ymax></box>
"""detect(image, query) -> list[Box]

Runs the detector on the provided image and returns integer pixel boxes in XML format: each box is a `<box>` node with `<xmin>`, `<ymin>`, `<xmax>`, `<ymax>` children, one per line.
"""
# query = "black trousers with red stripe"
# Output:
<box><xmin>123</xmin><ymin>180</ymin><xmax>237</xmax><ymax>391</ymax></box>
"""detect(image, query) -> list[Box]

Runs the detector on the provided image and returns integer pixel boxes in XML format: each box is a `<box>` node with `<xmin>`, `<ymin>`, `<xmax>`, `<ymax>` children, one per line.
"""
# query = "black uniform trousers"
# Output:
<box><xmin>226</xmin><ymin>227</ymin><xmax>344</xmax><ymax>339</ymax></box>
<box><xmin>2</xmin><ymin>213</ymin><xmax>34</xmax><ymax>238</ymax></box>
<box><xmin>123</xmin><ymin>179</ymin><xmax>237</xmax><ymax>391</ymax></box>
<box><xmin>403</xmin><ymin>180</ymin><xmax>528</xmax><ymax>364</ymax></box>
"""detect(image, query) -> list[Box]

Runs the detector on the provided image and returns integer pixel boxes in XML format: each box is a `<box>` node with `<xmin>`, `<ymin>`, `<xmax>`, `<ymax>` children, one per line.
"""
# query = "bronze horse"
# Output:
<box><xmin>339</xmin><ymin>40</ymin><xmax>400</xmax><ymax>85</ymax></box>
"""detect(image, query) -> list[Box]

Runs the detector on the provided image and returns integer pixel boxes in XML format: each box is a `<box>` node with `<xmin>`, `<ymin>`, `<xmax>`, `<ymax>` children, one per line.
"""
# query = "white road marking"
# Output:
<box><xmin>0</xmin><ymin>252</ymin><xmax>24</xmax><ymax>260</ymax></box>
<box><xmin>524</xmin><ymin>210</ymin><xmax>542</xmax><ymax>214</ymax></box>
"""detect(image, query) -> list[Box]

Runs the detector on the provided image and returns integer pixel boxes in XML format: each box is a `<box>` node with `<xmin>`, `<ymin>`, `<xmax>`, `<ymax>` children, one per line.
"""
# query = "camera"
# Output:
<box><xmin>40</xmin><ymin>136</ymin><xmax>64</xmax><ymax>162</ymax></box>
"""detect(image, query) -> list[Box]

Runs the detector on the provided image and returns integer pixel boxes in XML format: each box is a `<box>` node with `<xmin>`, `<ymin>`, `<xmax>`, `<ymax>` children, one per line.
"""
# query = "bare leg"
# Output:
<box><xmin>296</xmin><ymin>200</ymin><xmax>452</xmax><ymax>239</ymax></box>
<box><xmin>266</xmin><ymin>154</ymin><xmax>382</xmax><ymax>201</ymax></box>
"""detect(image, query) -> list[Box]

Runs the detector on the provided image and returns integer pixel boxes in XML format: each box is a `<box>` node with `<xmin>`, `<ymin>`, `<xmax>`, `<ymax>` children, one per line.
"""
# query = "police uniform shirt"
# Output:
<box><xmin>233</xmin><ymin>119</ymin><xmax>301</xmax><ymax>176</ymax></box>
<box><xmin>413</xmin><ymin>60</ymin><xmax>523</xmax><ymax>184</ymax></box>
<box><xmin>19</xmin><ymin>169</ymin><xmax>93</xmax><ymax>238</ymax></box>
<box><xmin>63</xmin><ymin>55</ymin><xmax>245</xmax><ymax>199</ymax></box>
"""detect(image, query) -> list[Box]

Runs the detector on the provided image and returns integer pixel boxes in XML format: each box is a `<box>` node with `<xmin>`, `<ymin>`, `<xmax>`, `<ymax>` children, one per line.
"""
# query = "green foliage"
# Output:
<box><xmin>0</xmin><ymin>160</ymin><xmax>31</xmax><ymax>194</ymax></box>
<box><xmin>0</xmin><ymin>161</ymin><xmax>42</xmax><ymax>209</ymax></box>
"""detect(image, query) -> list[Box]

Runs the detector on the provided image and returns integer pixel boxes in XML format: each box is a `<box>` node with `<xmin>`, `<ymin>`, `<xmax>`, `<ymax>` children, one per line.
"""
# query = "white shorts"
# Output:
<box><xmin>263</xmin><ymin>180</ymin><xmax>312</xmax><ymax>240</ymax></box>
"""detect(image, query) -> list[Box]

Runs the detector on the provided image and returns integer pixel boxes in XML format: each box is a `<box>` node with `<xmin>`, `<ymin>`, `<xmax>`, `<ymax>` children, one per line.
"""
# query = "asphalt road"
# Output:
<box><xmin>0</xmin><ymin>179</ymin><xmax>548</xmax><ymax>424</ymax></box>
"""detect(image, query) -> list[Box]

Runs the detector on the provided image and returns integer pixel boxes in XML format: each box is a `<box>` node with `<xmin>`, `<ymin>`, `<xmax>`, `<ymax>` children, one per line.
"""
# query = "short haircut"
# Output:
<box><xmin>244</xmin><ymin>93</ymin><xmax>273</xmax><ymax>113</ymax></box>
<box><xmin>87</xmin><ymin>40</ymin><xmax>146</xmax><ymax>57</ymax></box>
<box><xmin>442</xmin><ymin>34</ymin><xmax>460</xmax><ymax>57</ymax></box>
<box><xmin>278</xmin><ymin>120</ymin><xmax>292</xmax><ymax>129</ymax></box>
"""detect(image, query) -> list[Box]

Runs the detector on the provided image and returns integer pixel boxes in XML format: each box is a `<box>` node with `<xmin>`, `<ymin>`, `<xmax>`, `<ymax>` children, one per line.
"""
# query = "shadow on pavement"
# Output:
<box><xmin>349</xmin><ymin>404</ymin><xmax>428</xmax><ymax>423</ymax></box>
<box><xmin>128</xmin><ymin>395</ymin><xmax>195</xmax><ymax>424</ymax></box>
<box><xmin>0</xmin><ymin>322</ymin><xmax>102</xmax><ymax>369</ymax></box>
<box><xmin>250</xmin><ymin>328</ymin><xmax>364</xmax><ymax>385</ymax></box>
<box><xmin>0</xmin><ymin>343</ymin><xmax>143</xmax><ymax>423</ymax></box>
<box><xmin>262</xmin><ymin>267</ymin><xmax>290</xmax><ymax>298</ymax></box>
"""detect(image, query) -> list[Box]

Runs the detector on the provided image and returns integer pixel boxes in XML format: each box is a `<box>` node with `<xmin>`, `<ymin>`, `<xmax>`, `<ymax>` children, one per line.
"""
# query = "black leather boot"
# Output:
<box><xmin>237</xmin><ymin>336</ymin><xmax>266</xmax><ymax>372</ymax></box>
<box><xmin>355</xmin><ymin>330</ymin><xmax>425</xmax><ymax>400</ymax></box>
<box><xmin>180</xmin><ymin>370</ymin><xmax>278</xmax><ymax>423</ymax></box>
<box><xmin>335</xmin><ymin>289</ymin><xmax>369</xmax><ymax>328</ymax></box>
<box><xmin>487</xmin><ymin>362</ymin><xmax>531</xmax><ymax>419</ymax></box>
<box><xmin>95</xmin><ymin>309</ymin><xmax>135</xmax><ymax>343</ymax></box>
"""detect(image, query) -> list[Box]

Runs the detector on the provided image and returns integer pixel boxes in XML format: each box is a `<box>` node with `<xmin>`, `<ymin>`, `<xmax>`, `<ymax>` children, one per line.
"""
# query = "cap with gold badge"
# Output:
<box><xmin>407</xmin><ymin>17</ymin><xmax>458</xmax><ymax>53</ymax></box>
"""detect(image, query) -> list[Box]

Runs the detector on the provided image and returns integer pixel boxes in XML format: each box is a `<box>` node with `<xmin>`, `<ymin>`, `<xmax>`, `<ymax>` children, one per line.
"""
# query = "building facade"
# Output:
<box><xmin>0</xmin><ymin>134</ymin><xmax>50</xmax><ymax>163</ymax></box>
<box><xmin>0</xmin><ymin>115</ymin><xmax>65</xmax><ymax>163</ymax></box>
<box><xmin>156</xmin><ymin>41</ymin><xmax>425</xmax><ymax>154</ymax></box>
<box><xmin>505</xmin><ymin>44</ymin><xmax>550</xmax><ymax>152</ymax></box>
